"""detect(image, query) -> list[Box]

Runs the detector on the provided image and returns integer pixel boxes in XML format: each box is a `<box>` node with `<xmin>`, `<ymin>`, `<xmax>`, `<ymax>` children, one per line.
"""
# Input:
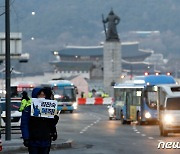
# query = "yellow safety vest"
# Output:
<box><xmin>19</xmin><ymin>99</ymin><xmax>31</xmax><ymax>112</ymax></box>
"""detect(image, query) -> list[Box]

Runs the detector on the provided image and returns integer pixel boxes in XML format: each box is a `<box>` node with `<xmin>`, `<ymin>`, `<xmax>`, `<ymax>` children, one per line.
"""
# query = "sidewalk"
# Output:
<box><xmin>1</xmin><ymin>137</ymin><xmax>73</xmax><ymax>153</ymax></box>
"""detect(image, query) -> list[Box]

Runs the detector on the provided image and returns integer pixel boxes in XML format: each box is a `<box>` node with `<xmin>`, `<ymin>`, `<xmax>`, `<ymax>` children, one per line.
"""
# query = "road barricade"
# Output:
<box><xmin>77</xmin><ymin>98</ymin><xmax>86</xmax><ymax>105</ymax></box>
<box><xmin>77</xmin><ymin>97</ymin><xmax>112</xmax><ymax>105</ymax></box>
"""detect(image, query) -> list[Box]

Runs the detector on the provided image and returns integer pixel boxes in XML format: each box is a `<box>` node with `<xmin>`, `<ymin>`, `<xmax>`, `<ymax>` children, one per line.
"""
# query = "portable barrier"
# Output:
<box><xmin>77</xmin><ymin>97</ymin><xmax>112</xmax><ymax>105</ymax></box>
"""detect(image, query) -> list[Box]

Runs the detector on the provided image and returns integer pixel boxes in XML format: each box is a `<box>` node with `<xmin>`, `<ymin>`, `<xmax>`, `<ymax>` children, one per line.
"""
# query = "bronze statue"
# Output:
<box><xmin>102</xmin><ymin>9</ymin><xmax>120</xmax><ymax>42</ymax></box>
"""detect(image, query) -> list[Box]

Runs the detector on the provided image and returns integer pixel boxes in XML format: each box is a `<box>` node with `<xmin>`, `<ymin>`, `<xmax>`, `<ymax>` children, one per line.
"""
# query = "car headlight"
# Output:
<box><xmin>145</xmin><ymin>112</ymin><xmax>151</xmax><ymax>119</ymax></box>
<box><xmin>108</xmin><ymin>108</ymin><xmax>115</xmax><ymax>114</ymax></box>
<box><xmin>72</xmin><ymin>102</ymin><xmax>78</xmax><ymax>109</ymax></box>
<box><xmin>54</xmin><ymin>94</ymin><xmax>61</xmax><ymax>99</ymax></box>
<box><xmin>164</xmin><ymin>114</ymin><xmax>173</xmax><ymax>124</ymax></box>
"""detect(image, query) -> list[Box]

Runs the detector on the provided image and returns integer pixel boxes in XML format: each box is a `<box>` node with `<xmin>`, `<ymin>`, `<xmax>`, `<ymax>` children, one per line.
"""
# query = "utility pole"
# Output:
<box><xmin>5</xmin><ymin>0</ymin><xmax>11</xmax><ymax>140</ymax></box>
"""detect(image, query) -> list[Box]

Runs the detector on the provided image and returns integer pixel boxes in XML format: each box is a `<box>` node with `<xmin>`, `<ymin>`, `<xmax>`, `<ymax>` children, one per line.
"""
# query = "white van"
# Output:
<box><xmin>157</xmin><ymin>84</ymin><xmax>180</xmax><ymax>136</ymax></box>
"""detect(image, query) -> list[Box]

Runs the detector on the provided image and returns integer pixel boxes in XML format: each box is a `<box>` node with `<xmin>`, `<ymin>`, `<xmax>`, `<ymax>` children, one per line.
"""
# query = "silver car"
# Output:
<box><xmin>0</xmin><ymin>100</ymin><xmax>22</xmax><ymax>128</ymax></box>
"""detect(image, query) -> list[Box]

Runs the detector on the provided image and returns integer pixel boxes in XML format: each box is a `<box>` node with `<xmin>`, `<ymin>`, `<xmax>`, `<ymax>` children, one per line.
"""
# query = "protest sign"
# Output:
<box><xmin>31</xmin><ymin>98</ymin><xmax>58</xmax><ymax>118</ymax></box>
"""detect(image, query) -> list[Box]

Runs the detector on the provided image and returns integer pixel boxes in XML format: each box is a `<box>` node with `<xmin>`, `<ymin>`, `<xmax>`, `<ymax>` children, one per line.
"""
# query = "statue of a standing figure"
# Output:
<box><xmin>102</xmin><ymin>9</ymin><xmax>120</xmax><ymax>41</ymax></box>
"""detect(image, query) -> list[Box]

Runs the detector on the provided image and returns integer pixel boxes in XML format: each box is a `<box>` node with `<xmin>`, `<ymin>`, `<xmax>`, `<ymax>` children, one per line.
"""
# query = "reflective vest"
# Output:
<box><xmin>19</xmin><ymin>99</ymin><xmax>31</xmax><ymax>112</ymax></box>
<box><xmin>88</xmin><ymin>92</ymin><xmax>92</xmax><ymax>98</ymax></box>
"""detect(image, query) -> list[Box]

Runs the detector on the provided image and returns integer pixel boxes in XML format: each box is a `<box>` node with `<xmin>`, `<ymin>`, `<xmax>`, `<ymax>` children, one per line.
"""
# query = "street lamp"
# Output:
<box><xmin>5</xmin><ymin>0</ymin><xmax>11</xmax><ymax>140</ymax></box>
<box><xmin>31</xmin><ymin>11</ymin><xmax>36</xmax><ymax>15</ymax></box>
<box><xmin>31</xmin><ymin>11</ymin><xmax>35</xmax><ymax>41</ymax></box>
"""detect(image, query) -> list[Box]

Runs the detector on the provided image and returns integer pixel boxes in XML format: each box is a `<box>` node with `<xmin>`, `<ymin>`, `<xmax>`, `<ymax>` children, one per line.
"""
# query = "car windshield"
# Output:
<box><xmin>146</xmin><ymin>91</ymin><xmax>158</xmax><ymax>109</ymax></box>
<box><xmin>53</xmin><ymin>87</ymin><xmax>76</xmax><ymax>102</ymax></box>
<box><xmin>166</xmin><ymin>97</ymin><xmax>180</xmax><ymax>110</ymax></box>
<box><xmin>0</xmin><ymin>101</ymin><xmax>21</xmax><ymax>111</ymax></box>
<box><xmin>11</xmin><ymin>87</ymin><xmax>34</xmax><ymax>98</ymax></box>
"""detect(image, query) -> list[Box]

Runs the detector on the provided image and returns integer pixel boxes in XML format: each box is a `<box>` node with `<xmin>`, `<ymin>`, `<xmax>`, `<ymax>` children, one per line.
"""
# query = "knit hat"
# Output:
<box><xmin>32</xmin><ymin>87</ymin><xmax>42</xmax><ymax>98</ymax></box>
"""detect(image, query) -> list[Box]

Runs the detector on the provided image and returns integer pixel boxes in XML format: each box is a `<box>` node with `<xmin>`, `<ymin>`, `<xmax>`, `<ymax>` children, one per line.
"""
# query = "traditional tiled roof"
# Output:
<box><xmin>50</xmin><ymin>60</ymin><xmax>153</xmax><ymax>72</ymax></box>
<box><xmin>53</xmin><ymin>42</ymin><xmax>152</xmax><ymax>61</ymax></box>
<box><xmin>122</xmin><ymin>61</ymin><xmax>153</xmax><ymax>70</ymax></box>
<box><xmin>50</xmin><ymin>61</ymin><xmax>93</xmax><ymax>71</ymax></box>
<box><xmin>50</xmin><ymin>42</ymin><xmax>154</xmax><ymax>73</ymax></box>
<box><xmin>56</xmin><ymin>46</ymin><xmax>103</xmax><ymax>56</ymax></box>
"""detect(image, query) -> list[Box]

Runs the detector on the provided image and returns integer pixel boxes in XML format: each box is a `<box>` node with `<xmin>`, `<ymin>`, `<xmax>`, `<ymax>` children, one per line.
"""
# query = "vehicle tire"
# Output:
<box><xmin>121</xmin><ymin>115</ymin><xmax>126</xmax><ymax>124</ymax></box>
<box><xmin>70</xmin><ymin>110</ymin><xmax>73</xmax><ymax>113</ymax></box>
<box><xmin>160</xmin><ymin>129</ymin><xmax>163</xmax><ymax>136</ymax></box>
<box><xmin>109</xmin><ymin>117</ymin><xmax>112</xmax><ymax>120</ymax></box>
<box><xmin>137</xmin><ymin>112</ymin><xmax>144</xmax><ymax>125</ymax></box>
<box><xmin>139</xmin><ymin>120</ymin><xmax>145</xmax><ymax>125</ymax></box>
<box><xmin>162</xmin><ymin>126</ymin><xmax>168</xmax><ymax>137</ymax></box>
<box><xmin>126</xmin><ymin>121</ymin><xmax>131</xmax><ymax>125</ymax></box>
<box><xmin>159</xmin><ymin>124</ymin><xmax>163</xmax><ymax>136</ymax></box>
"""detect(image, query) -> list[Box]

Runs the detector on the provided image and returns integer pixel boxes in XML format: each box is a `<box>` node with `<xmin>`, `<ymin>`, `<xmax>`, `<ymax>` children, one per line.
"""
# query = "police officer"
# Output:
<box><xmin>19</xmin><ymin>91</ymin><xmax>32</xmax><ymax>146</ymax></box>
<box><xmin>19</xmin><ymin>91</ymin><xmax>31</xmax><ymax>112</ymax></box>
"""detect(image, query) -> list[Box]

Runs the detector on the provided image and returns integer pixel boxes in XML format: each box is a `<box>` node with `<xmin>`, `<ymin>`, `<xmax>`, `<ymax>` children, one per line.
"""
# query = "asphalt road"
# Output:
<box><xmin>52</xmin><ymin>105</ymin><xmax>180</xmax><ymax>154</ymax></box>
<box><xmin>1</xmin><ymin>105</ymin><xmax>179</xmax><ymax>154</ymax></box>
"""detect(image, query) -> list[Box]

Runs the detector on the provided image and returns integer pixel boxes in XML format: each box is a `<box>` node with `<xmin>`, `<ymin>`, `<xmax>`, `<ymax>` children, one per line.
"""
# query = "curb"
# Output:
<box><xmin>51</xmin><ymin>139</ymin><xmax>73</xmax><ymax>150</ymax></box>
<box><xmin>1</xmin><ymin>139</ymin><xmax>73</xmax><ymax>153</ymax></box>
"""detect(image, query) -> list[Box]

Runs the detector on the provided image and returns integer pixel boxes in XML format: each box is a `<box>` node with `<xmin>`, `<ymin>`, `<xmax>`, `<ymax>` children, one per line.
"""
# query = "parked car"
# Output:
<box><xmin>108</xmin><ymin>102</ymin><xmax>122</xmax><ymax>120</ymax></box>
<box><xmin>0</xmin><ymin>100</ymin><xmax>22</xmax><ymax>128</ymax></box>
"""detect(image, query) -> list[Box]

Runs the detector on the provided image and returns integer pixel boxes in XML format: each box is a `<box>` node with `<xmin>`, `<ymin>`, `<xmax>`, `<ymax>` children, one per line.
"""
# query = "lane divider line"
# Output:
<box><xmin>136</xmin><ymin>132</ymin><xmax>140</xmax><ymax>134</ymax></box>
<box><xmin>148</xmin><ymin>137</ymin><xmax>154</xmax><ymax>140</ymax></box>
<box><xmin>79</xmin><ymin>115</ymin><xmax>101</xmax><ymax>134</ymax></box>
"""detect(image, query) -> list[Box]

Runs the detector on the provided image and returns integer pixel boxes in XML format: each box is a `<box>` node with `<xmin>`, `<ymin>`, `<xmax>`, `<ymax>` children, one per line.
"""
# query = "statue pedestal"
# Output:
<box><xmin>103</xmin><ymin>41</ymin><xmax>122</xmax><ymax>96</ymax></box>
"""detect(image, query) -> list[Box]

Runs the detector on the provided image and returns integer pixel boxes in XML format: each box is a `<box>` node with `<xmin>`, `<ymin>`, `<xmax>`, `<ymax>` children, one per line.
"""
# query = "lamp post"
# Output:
<box><xmin>5</xmin><ymin>0</ymin><xmax>11</xmax><ymax>140</ymax></box>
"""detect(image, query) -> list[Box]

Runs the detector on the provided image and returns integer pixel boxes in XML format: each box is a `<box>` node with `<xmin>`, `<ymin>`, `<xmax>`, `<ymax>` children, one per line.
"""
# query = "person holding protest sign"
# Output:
<box><xmin>21</xmin><ymin>87</ymin><xmax>59</xmax><ymax>154</ymax></box>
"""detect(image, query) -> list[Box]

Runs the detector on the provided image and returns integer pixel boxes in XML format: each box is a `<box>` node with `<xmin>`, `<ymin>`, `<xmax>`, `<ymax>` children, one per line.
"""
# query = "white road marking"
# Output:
<box><xmin>136</xmin><ymin>132</ymin><xmax>140</xmax><ymax>134</ymax></box>
<box><xmin>80</xmin><ymin>115</ymin><xmax>101</xmax><ymax>134</ymax></box>
<box><xmin>148</xmin><ymin>137</ymin><xmax>154</xmax><ymax>140</ymax></box>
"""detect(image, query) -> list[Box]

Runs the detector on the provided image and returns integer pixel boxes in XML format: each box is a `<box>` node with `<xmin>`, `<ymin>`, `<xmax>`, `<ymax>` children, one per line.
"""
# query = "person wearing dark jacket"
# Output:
<box><xmin>21</xmin><ymin>87</ymin><xmax>59</xmax><ymax>154</ymax></box>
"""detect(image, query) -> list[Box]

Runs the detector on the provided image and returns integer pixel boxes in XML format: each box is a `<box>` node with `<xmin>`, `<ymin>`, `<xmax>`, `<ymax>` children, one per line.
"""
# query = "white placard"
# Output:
<box><xmin>31</xmin><ymin>98</ymin><xmax>58</xmax><ymax>118</ymax></box>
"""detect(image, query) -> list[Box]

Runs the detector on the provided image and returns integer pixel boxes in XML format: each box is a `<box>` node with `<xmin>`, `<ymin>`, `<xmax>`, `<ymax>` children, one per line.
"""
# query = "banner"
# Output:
<box><xmin>31</xmin><ymin>98</ymin><xmax>58</xmax><ymax>118</ymax></box>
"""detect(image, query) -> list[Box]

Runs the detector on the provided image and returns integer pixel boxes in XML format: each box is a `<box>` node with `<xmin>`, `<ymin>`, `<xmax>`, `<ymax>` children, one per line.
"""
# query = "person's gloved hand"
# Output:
<box><xmin>23</xmin><ymin>139</ymin><xmax>29</xmax><ymax>147</ymax></box>
<box><xmin>54</xmin><ymin>115</ymin><xmax>59</xmax><ymax>121</ymax></box>
<box><xmin>53</xmin><ymin>115</ymin><xmax>59</xmax><ymax>125</ymax></box>
<box><xmin>52</xmin><ymin>132</ymin><xmax>57</xmax><ymax>141</ymax></box>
